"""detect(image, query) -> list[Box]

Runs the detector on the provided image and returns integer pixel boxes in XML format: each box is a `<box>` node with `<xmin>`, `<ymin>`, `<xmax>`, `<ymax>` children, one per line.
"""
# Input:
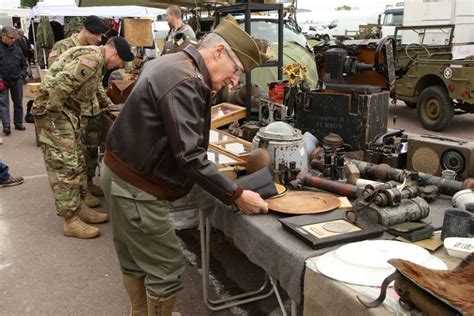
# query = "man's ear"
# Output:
<box><xmin>216</xmin><ymin>44</ymin><xmax>225</xmax><ymax>55</ymax></box>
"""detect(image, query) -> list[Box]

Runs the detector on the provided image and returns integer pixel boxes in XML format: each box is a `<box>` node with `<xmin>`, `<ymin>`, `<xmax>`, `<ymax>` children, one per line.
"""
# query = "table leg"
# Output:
<box><xmin>199</xmin><ymin>210</ymin><xmax>278</xmax><ymax>311</ymax></box>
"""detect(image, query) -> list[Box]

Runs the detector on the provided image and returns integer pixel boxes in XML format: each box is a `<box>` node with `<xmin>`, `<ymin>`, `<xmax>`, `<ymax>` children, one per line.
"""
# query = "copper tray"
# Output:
<box><xmin>267</xmin><ymin>191</ymin><xmax>340</xmax><ymax>215</ymax></box>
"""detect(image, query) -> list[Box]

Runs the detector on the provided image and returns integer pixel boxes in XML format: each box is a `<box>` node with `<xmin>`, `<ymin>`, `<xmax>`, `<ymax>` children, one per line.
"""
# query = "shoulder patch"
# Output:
<box><xmin>80</xmin><ymin>59</ymin><xmax>97</xmax><ymax>69</ymax></box>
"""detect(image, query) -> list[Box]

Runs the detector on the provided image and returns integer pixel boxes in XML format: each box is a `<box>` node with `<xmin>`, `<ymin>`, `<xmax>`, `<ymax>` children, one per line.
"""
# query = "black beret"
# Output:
<box><xmin>112</xmin><ymin>36</ymin><xmax>134</xmax><ymax>62</ymax></box>
<box><xmin>83</xmin><ymin>15</ymin><xmax>109</xmax><ymax>35</ymax></box>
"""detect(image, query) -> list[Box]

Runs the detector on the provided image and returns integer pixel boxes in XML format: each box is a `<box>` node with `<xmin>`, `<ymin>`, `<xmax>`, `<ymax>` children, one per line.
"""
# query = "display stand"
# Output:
<box><xmin>214</xmin><ymin>3</ymin><xmax>284</xmax><ymax>120</ymax></box>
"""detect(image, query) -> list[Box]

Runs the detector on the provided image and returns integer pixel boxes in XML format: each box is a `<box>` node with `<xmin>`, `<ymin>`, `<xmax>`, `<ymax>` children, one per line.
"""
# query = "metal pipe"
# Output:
<box><xmin>290</xmin><ymin>171</ymin><xmax>362</xmax><ymax>198</ymax></box>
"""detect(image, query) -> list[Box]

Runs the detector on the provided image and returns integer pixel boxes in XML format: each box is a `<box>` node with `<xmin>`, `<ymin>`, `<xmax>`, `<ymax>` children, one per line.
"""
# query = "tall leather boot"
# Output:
<box><xmin>77</xmin><ymin>201</ymin><xmax>109</xmax><ymax>224</ymax></box>
<box><xmin>84</xmin><ymin>190</ymin><xmax>101</xmax><ymax>208</ymax></box>
<box><xmin>146</xmin><ymin>292</ymin><xmax>181</xmax><ymax>316</ymax></box>
<box><xmin>122</xmin><ymin>274</ymin><xmax>148</xmax><ymax>316</ymax></box>
<box><xmin>63</xmin><ymin>215</ymin><xmax>100</xmax><ymax>239</ymax></box>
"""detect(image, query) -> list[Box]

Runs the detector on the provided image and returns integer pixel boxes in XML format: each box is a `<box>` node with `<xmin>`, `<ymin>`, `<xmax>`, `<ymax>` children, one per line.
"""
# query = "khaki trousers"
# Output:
<box><xmin>100</xmin><ymin>163</ymin><xmax>184</xmax><ymax>298</ymax></box>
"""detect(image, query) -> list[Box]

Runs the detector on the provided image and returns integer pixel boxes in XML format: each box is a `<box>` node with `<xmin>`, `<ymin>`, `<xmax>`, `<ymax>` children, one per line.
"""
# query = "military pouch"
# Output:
<box><xmin>388</xmin><ymin>221</ymin><xmax>434</xmax><ymax>242</ymax></box>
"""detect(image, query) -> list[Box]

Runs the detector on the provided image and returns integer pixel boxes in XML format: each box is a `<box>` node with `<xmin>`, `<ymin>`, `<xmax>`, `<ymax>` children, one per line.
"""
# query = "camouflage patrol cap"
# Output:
<box><xmin>111</xmin><ymin>36</ymin><xmax>134</xmax><ymax>62</ymax></box>
<box><xmin>83</xmin><ymin>15</ymin><xmax>109</xmax><ymax>35</ymax></box>
<box><xmin>213</xmin><ymin>15</ymin><xmax>267</xmax><ymax>73</ymax></box>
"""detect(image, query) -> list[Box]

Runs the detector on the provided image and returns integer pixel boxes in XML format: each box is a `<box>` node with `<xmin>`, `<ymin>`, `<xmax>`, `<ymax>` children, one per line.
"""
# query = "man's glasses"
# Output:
<box><xmin>224</xmin><ymin>47</ymin><xmax>244</xmax><ymax>77</ymax></box>
<box><xmin>5</xmin><ymin>35</ymin><xmax>16</xmax><ymax>40</ymax></box>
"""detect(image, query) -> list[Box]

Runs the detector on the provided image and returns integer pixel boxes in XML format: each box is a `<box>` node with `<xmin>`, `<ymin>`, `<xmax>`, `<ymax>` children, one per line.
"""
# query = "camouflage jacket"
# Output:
<box><xmin>47</xmin><ymin>33</ymin><xmax>81</xmax><ymax>66</ymax></box>
<box><xmin>47</xmin><ymin>34</ymin><xmax>112</xmax><ymax>116</ymax></box>
<box><xmin>32</xmin><ymin>46</ymin><xmax>109</xmax><ymax>119</ymax></box>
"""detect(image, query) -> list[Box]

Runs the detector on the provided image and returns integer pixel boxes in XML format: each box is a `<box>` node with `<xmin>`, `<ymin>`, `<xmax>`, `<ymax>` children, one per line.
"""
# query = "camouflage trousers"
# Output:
<box><xmin>35</xmin><ymin>112</ymin><xmax>85</xmax><ymax>218</ymax></box>
<box><xmin>80</xmin><ymin>114</ymin><xmax>102</xmax><ymax>184</ymax></box>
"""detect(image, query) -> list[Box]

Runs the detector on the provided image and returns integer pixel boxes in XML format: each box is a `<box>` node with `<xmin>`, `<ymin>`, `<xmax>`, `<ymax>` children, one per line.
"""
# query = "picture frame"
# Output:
<box><xmin>209</xmin><ymin>128</ymin><xmax>252</xmax><ymax>162</ymax></box>
<box><xmin>211</xmin><ymin>103</ymin><xmax>246</xmax><ymax>128</ymax></box>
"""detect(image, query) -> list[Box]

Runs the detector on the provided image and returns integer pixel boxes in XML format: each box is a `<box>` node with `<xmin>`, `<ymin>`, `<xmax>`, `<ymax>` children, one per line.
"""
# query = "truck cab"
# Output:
<box><xmin>381</xmin><ymin>7</ymin><xmax>404</xmax><ymax>37</ymax></box>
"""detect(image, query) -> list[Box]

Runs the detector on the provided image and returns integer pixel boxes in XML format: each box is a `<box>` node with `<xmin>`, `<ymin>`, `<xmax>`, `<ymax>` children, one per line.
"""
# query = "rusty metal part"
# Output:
<box><xmin>350</xmin><ymin>159</ymin><xmax>474</xmax><ymax>196</ymax></box>
<box><xmin>310</xmin><ymin>158</ymin><xmax>324</xmax><ymax>172</ymax></box>
<box><xmin>323</xmin><ymin>146</ymin><xmax>334</xmax><ymax>178</ymax></box>
<box><xmin>310</xmin><ymin>146</ymin><xmax>324</xmax><ymax>161</ymax></box>
<box><xmin>419</xmin><ymin>185</ymin><xmax>439</xmax><ymax>202</ymax></box>
<box><xmin>323</xmin><ymin>133</ymin><xmax>344</xmax><ymax>149</ymax></box>
<box><xmin>267</xmin><ymin>191</ymin><xmax>341</xmax><ymax>214</ymax></box>
<box><xmin>374</xmin><ymin>186</ymin><xmax>419</xmax><ymax>207</ymax></box>
<box><xmin>357</xmin><ymin>271</ymin><xmax>401</xmax><ymax>308</ymax></box>
<box><xmin>351</xmin><ymin>160</ymin><xmax>405</xmax><ymax>183</ymax></box>
<box><xmin>290</xmin><ymin>171</ymin><xmax>363</xmax><ymax>199</ymax></box>
<box><xmin>362</xmin><ymin>181</ymin><xmax>397</xmax><ymax>197</ymax></box>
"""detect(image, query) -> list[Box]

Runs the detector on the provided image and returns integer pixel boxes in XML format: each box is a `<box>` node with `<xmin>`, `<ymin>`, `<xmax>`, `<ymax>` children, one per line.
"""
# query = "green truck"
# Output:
<box><xmin>394</xmin><ymin>25</ymin><xmax>474</xmax><ymax>131</ymax></box>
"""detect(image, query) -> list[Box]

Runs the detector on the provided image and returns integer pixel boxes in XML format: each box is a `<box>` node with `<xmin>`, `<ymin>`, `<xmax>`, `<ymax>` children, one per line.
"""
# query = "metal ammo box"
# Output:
<box><xmin>295</xmin><ymin>89</ymin><xmax>389</xmax><ymax>151</ymax></box>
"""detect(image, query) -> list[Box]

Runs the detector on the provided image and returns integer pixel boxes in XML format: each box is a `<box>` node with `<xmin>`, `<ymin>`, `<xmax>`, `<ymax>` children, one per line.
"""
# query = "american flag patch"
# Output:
<box><xmin>80</xmin><ymin>59</ymin><xmax>96</xmax><ymax>69</ymax></box>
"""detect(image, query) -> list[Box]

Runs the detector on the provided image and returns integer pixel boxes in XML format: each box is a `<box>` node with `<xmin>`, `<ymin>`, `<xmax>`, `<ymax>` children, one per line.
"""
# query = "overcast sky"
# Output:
<box><xmin>296</xmin><ymin>0</ymin><xmax>400</xmax><ymax>23</ymax></box>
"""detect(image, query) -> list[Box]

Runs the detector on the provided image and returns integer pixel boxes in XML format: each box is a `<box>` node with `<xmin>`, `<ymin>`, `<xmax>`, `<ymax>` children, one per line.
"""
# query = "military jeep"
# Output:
<box><xmin>394</xmin><ymin>25</ymin><xmax>474</xmax><ymax>131</ymax></box>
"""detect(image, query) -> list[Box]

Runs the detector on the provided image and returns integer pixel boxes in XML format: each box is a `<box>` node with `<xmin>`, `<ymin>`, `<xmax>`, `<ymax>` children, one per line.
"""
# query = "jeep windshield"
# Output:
<box><xmin>395</xmin><ymin>25</ymin><xmax>454</xmax><ymax>47</ymax></box>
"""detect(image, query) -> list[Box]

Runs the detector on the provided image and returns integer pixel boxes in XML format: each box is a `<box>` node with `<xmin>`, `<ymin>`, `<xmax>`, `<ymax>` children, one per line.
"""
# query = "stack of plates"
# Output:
<box><xmin>315</xmin><ymin>240</ymin><xmax>448</xmax><ymax>287</ymax></box>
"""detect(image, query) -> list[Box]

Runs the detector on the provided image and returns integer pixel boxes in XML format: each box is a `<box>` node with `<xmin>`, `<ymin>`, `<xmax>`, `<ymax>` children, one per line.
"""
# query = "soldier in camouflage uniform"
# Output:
<box><xmin>33</xmin><ymin>37</ymin><xmax>134</xmax><ymax>239</ymax></box>
<box><xmin>48</xmin><ymin>15</ymin><xmax>110</xmax><ymax>209</ymax></box>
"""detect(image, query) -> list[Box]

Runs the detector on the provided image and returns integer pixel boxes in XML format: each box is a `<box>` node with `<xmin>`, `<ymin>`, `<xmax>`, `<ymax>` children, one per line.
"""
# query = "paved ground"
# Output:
<box><xmin>0</xmin><ymin>98</ymin><xmax>472</xmax><ymax>315</ymax></box>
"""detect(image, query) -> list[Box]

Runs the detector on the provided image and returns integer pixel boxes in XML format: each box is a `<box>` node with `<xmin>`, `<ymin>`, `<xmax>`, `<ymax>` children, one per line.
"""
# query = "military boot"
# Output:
<box><xmin>123</xmin><ymin>274</ymin><xmax>148</xmax><ymax>316</ymax></box>
<box><xmin>63</xmin><ymin>215</ymin><xmax>100</xmax><ymax>239</ymax></box>
<box><xmin>146</xmin><ymin>292</ymin><xmax>181</xmax><ymax>316</ymax></box>
<box><xmin>88</xmin><ymin>180</ymin><xmax>104</xmax><ymax>196</ymax></box>
<box><xmin>77</xmin><ymin>202</ymin><xmax>109</xmax><ymax>224</ymax></box>
<box><xmin>84</xmin><ymin>190</ymin><xmax>101</xmax><ymax>208</ymax></box>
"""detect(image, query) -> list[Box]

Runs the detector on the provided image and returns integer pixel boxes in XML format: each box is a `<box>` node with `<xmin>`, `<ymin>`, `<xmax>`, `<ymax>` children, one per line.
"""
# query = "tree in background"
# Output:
<box><xmin>335</xmin><ymin>5</ymin><xmax>358</xmax><ymax>11</ymax></box>
<box><xmin>21</xmin><ymin>0</ymin><xmax>39</xmax><ymax>8</ymax></box>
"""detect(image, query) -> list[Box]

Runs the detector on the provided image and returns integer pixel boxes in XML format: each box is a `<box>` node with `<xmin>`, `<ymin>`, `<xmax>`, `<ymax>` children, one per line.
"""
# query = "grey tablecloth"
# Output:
<box><xmin>199</xmin><ymin>186</ymin><xmax>451</xmax><ymax>306</ymax></box>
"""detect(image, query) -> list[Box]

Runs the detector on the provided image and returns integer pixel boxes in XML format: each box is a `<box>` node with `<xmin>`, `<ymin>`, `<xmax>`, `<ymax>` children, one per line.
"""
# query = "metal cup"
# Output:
<box><xmin>441</xmin><ymin>169</ymin><xmax>456</xmax><ymax>180</ymax></box>
<box><xmin>441</xmin><ymin>208</ymin><xmax>472</xmax><ymax>240</ymax></box>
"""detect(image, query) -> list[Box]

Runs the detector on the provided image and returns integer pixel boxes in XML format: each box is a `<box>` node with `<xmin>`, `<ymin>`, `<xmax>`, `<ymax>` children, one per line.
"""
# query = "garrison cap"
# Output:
<box><xmin>83</xmin><ymin>15</ymin><xmax>109</xmax><ymax>35</ymax></box>
<box><xmin>112</xmin><ymin>36</ymin><xmax>134</xmax><ymax>62</ymax></box>
<box><xmin>213</xmin><ymin>14</ymin><xmax>268</xmax><ymax>73</ymax></box>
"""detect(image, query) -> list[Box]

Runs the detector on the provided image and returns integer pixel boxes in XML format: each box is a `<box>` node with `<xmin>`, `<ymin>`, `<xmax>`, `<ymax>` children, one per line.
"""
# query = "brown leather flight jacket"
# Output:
<box><xmin>105</xmin><ymin>46</ymin><xmax>243</xmax><ymax>205</ymax></box>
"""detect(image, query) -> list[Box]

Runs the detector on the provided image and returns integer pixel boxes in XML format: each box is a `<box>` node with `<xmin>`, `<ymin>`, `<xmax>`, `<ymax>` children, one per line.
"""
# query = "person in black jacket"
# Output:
<box><xmin>15</xmin><ymin>29</ymin><xmax>34</xmax><ymax>65</ymax></box>
<box><xmin>0</xmin><ymin>26</ymin><xmax>28</xmax><ymax>135</ymax></box>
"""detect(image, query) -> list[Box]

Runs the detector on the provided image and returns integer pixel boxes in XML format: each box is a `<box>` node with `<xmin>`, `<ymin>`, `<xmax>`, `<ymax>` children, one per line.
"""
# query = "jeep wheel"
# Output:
<box><xmin>416</xmin><ymin>86</ymin><xmax>453</xmax><ymax>131</ymax></box>
<box><xmin>323</xmin><ymin>35</ymin><xmax>330</xmax><ymax>42</ymax></box>
<box><xmin>404</xmin><ymin>101</ymin><xmax>416</xmax><ymax>108</ymax></box>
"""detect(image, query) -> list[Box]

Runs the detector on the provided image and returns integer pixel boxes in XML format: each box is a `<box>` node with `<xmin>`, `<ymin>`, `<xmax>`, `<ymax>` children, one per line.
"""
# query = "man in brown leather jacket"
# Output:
<box><xmin>101</xmin><ymin>16</ymin><xmax>268</xmax><ymax>316</ymax></box>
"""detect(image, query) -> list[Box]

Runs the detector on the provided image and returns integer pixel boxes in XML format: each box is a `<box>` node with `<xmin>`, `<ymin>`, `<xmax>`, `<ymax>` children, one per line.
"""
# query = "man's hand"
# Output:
<box><xmin>235</xmin><ymin>190</ymin><xmax>269</xmax><ymax>215</ymax></box>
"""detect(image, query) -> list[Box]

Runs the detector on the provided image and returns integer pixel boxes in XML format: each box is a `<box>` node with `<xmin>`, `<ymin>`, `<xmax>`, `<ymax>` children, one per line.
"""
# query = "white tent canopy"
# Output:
<box><xmin>31</xmin><ymin>0</ymin><xmax>162</xmax><ymax>19</ymax></box>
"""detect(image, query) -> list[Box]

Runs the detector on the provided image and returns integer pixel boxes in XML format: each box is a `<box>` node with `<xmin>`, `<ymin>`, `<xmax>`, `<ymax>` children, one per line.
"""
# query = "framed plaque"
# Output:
<box><xmin>279</xmin><ymin>210</ymin><xmax>386</xmax><ymax>250</ymax></box>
